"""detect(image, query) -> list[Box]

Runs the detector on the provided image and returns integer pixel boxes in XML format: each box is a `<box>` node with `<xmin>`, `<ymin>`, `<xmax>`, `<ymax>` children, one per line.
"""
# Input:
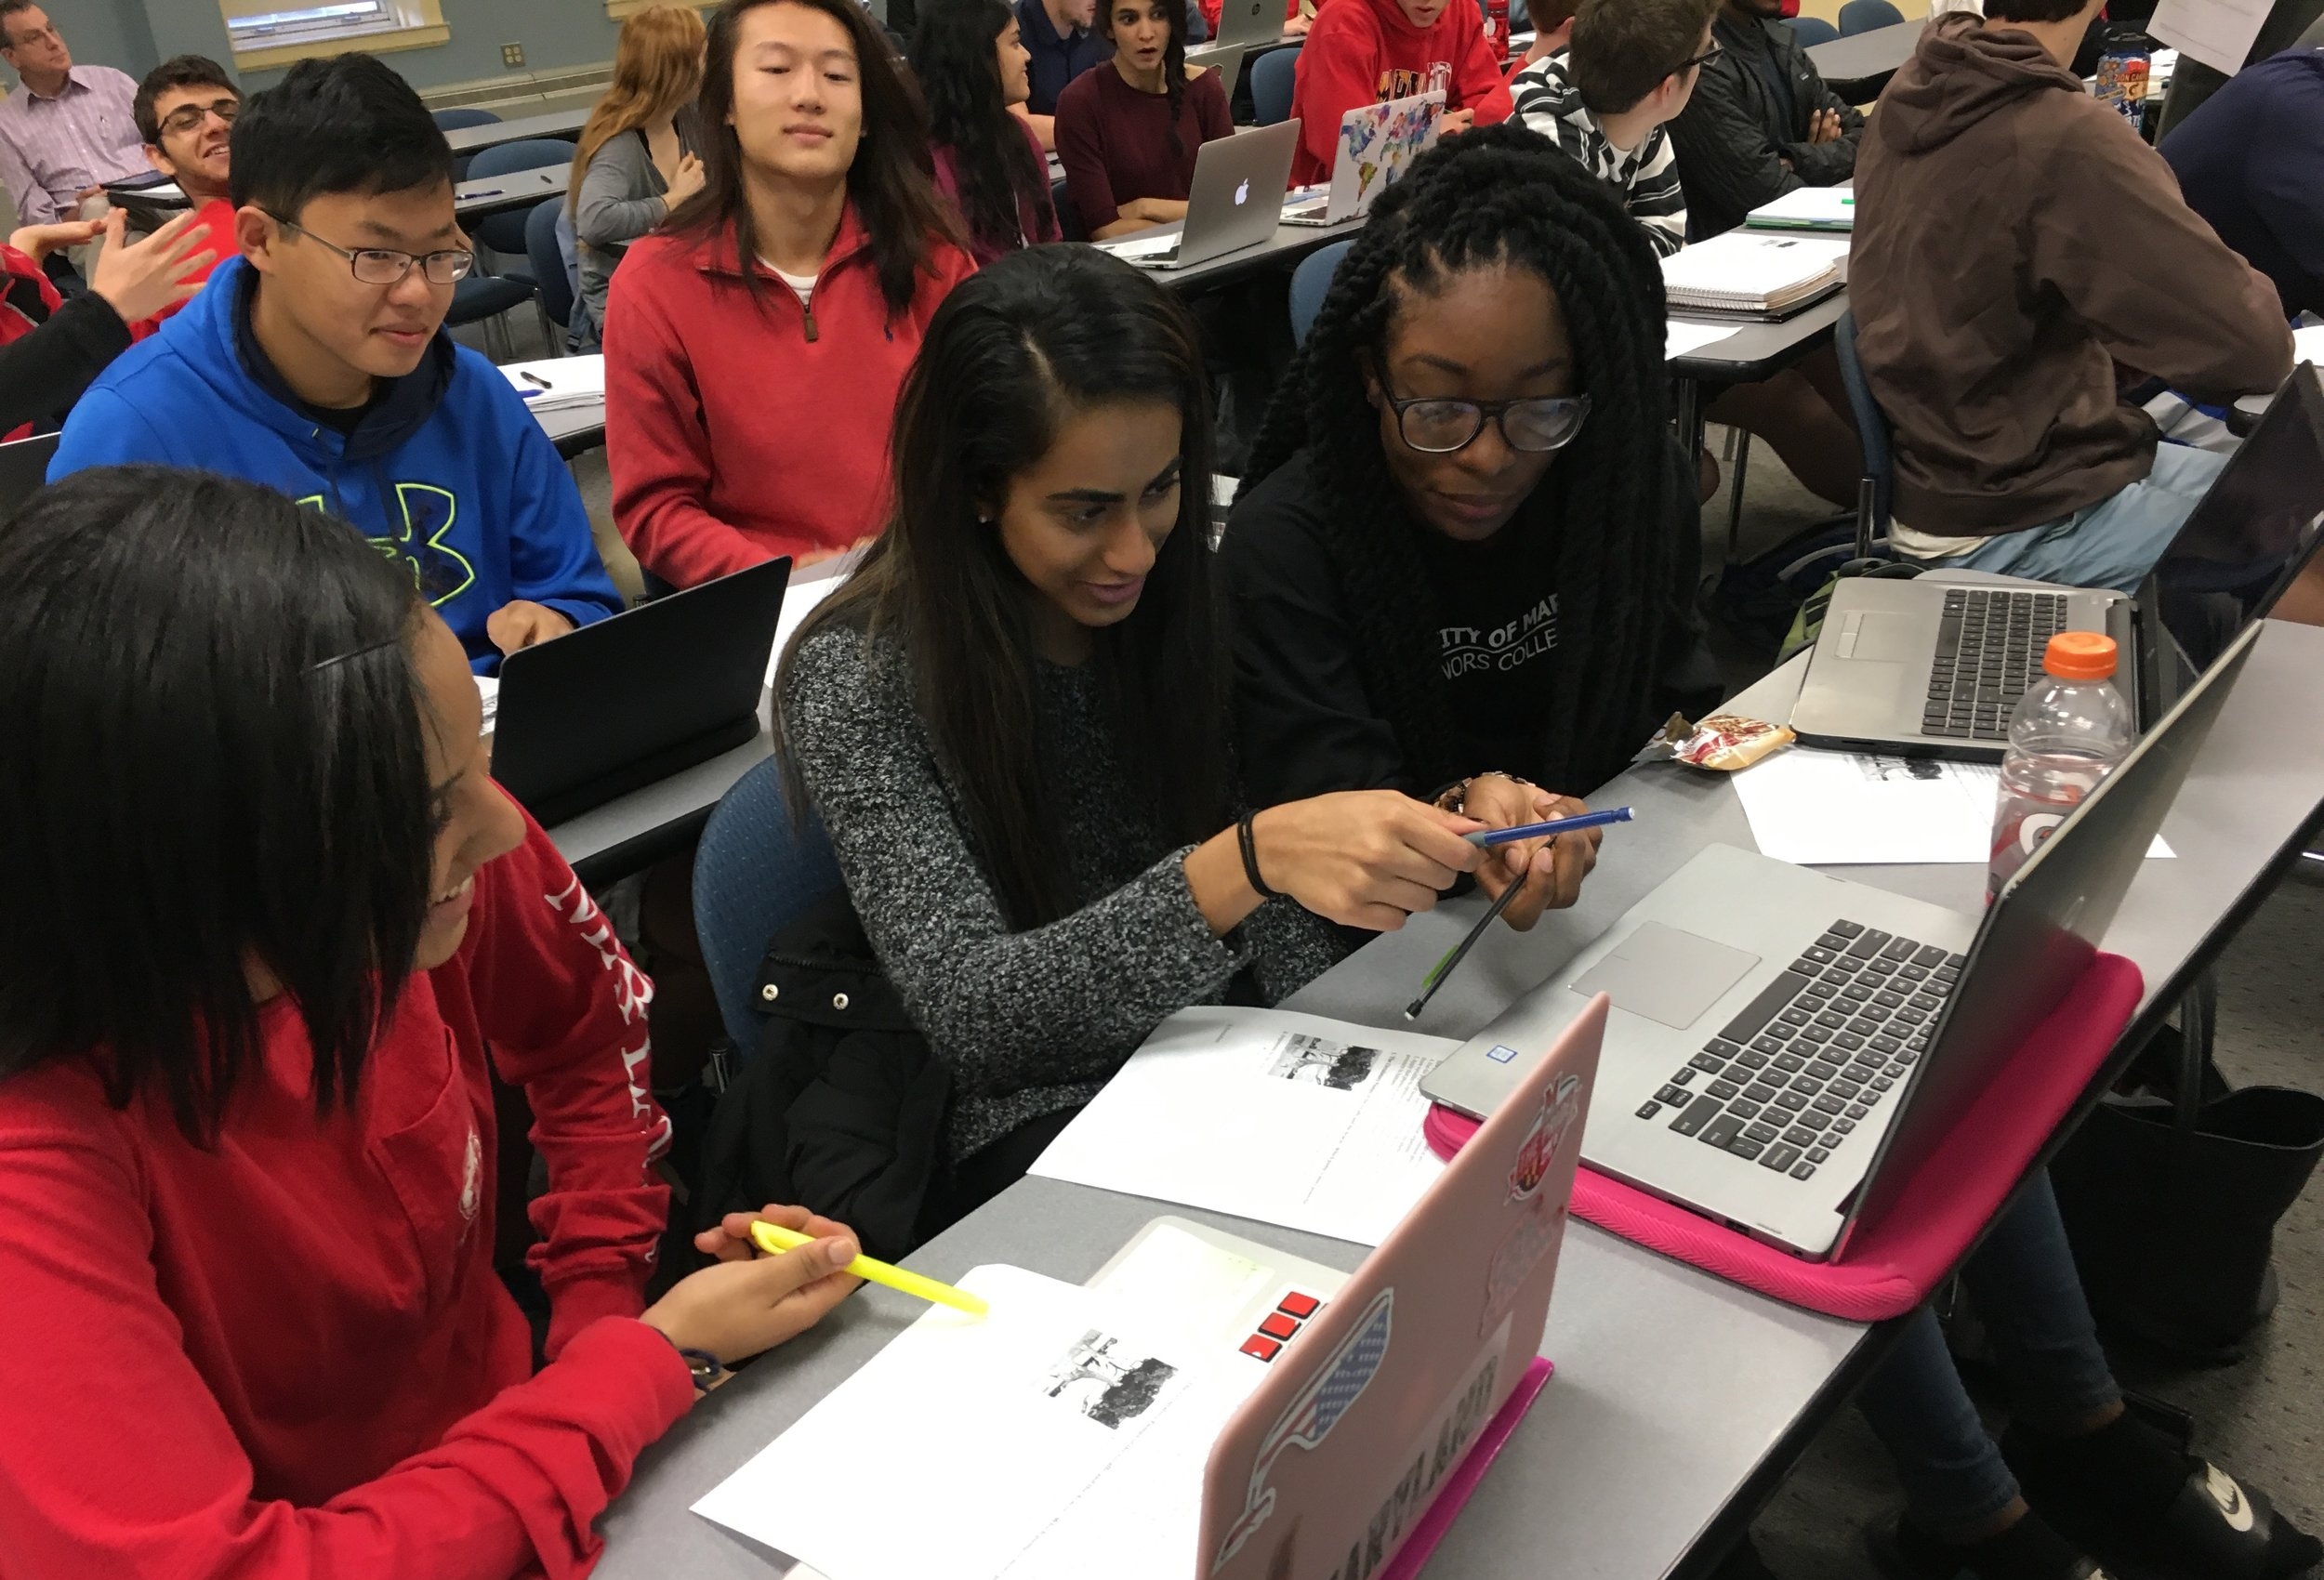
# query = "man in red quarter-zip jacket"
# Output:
<box><xmin>604</xmin><ymin>207</ymin><xmax>977</xmax><ymax>591</ymax></box>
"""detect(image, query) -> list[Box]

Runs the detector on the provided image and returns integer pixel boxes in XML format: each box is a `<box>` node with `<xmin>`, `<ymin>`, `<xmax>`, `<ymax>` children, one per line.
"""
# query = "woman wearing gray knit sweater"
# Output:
<box><xmin>567</xmin><ymin>5</ymin><xmax>707</xmax><ymax>346</ymax></box>
<box><xmin>778</xmin><ymin>246</ymin><xmax>1489</xmax><ymax>1214</ymax></box>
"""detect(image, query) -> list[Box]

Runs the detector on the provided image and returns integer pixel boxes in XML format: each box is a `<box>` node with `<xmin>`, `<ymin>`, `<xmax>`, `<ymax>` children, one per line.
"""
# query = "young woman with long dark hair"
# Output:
<box><xmin>1053</xmin><ymin>0</ymin><xmax>1232</xmax><ymax>238</ymax></box>
<box><xmin>0</xmin><ymin>467</ymin><xmax>863</xmax><ymax>1578</ymax></box>
<box><xmin>569</xmin><ymin>3</ymin><xmax>708</xmax><ymax>345</ymax></box>
<box><xmin>1226</xmin><ymin>125</ymin><xmax>1702</xmax><ymax>929</ymax></box>
<box><xmin>916</xmin><ymin>0</ymin><xmax>1061</xmax><ymax>264</ymax></box>
<box><xmin>777</xmin><ymin>246</ymin><xmax>1488</xmax><ymax>1215</ymax></box>
<box><xmin>605</xmin><ymin>0</ymin><xmax>976</xmax><ymax>589</ymax></box>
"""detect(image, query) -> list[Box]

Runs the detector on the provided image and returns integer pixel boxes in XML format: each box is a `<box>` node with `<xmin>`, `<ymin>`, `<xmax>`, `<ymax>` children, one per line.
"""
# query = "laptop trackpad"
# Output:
<box><xmin>1569</xmin><ymin>922</ymin><xmax>1762</xmax><ymax>1030</ymax></box>
<box><xmin>1839</xmin><ymin>612</ymin><xmax>1926</xmax><ymax>664</ymax></box>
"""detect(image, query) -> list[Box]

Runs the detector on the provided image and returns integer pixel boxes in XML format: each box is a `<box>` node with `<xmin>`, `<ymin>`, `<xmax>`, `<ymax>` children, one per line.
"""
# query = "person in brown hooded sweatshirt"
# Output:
<box><xmin>1850</xmin><ymin>0</ymin><xmax>2292</xmax><ymax>594</ymax></box>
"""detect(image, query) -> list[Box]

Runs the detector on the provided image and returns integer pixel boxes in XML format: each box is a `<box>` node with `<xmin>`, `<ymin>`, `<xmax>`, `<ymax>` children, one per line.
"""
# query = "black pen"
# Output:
<box><xmin>521</xmin><ymin>371</ymin><xmax>553</xmax><ymax>390</ymax></box>
<box><xmin>1404</xmin><ymin>879</ymin><xmax>1522</xmax><ymax>1021</ymax></box>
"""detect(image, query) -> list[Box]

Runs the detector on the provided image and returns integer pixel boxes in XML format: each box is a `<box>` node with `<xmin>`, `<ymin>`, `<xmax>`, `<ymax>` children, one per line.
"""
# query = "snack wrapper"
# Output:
<box><xmin>1640</xmin><ymin>711</ymin><xmax>1795</xmax><ymax>772</ymax></box>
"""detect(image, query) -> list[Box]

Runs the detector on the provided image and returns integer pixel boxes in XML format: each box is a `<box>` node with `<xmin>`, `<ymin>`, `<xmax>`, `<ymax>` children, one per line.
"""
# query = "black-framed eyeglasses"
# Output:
<box><xmin>1674</xmin><ymin>42</ymin><xmax>1723</xmax><ymax>73</ymax></box>
<box><xmin>1380</xmin><ymin>374</ymin><xmax>1592</xmax><ymax>455</ymax></box>
<box><xmin>263</xmin><ymin>212</ymin><xmax>475</xmax><ymax>286</ymax></box>
<box><xmin>158</xmin><ymin>97</ymin><xmax>239</xmax><ymax>137</ymax></box>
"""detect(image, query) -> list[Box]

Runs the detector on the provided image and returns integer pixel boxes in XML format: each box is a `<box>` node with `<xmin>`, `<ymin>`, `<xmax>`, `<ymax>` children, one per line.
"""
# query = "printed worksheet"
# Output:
<box><xmin>1027</xmin><ymin>1007</ymin><xmax>1457</xmax><ymax>1245</ymax></box>
<box><xmin>693</xmin><ymin>1266</ymin><xmax>1266</xmax><ymax>1580</ymax></box>
<box><xmin>1731</xmin><ymin>747</ymin><xmax>2172</xmax><ymax>865</ymax></box>
<box><xmin>2149</xmin><ymin>0</ymin><xmax>2271</xmax><ymax>74</ymax></box>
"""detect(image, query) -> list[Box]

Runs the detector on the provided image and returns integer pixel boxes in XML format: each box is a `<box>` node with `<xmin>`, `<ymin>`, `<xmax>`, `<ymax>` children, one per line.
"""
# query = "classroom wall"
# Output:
<box><xmin>12</xmin><ymin>0</ymin><xmax>634</xmax><ymax>94</ymax></box>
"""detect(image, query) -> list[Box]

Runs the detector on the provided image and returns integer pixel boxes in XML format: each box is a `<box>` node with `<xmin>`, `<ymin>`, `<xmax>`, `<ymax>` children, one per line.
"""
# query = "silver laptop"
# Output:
<box><xmin>1098</xmin><ymin>120</ymin><xmax>1300</xmax><ymax>272</ymax></box>
<box><xmin>1419</xmin><ymin>621</ymin><xmax>2259</xmax><ymax>1259</ymax></box>
<box><xmin>1204</xmin><ymin>0</ymin><xmax>1287</xmax><ymax>50</ymax></box>
<box><xmin>1790</xmin><ymin>364</ymin><xmax>2324</xmax><ymax>762</ymax></box>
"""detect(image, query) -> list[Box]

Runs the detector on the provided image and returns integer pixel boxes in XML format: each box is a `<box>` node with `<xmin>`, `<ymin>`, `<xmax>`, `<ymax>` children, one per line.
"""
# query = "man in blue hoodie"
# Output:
<box><xmin>49</xmin><ymin>52</ymin><xmax>622</xmax><ymax>673</ymax></box>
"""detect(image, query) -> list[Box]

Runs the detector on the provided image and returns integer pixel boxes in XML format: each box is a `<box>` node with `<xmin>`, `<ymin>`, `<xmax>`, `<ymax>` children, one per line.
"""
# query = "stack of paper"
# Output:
<box><xmin>1028</xmin><ymin>1007</ymin><xmax>1456</xmax><ymax>1245</ymax></box>
<box><xmin>694</xmin><ymin>1264</ymin><xmax>1273</xmax><ymax>1580</ymax></box>
<box><xmin>1662</xmin><ymin>232</ymin><xmax>1845</xmax><ymax>319</ymax></box>
<box><xmin>498</xmin><ymin>354</ymin><xmax>605</xmax><ymax>412</ymax></box>
<box><xmin>1745</xmin><ymin>187</ymin><xmax>1856</xmax><ymax>232</ymax></box>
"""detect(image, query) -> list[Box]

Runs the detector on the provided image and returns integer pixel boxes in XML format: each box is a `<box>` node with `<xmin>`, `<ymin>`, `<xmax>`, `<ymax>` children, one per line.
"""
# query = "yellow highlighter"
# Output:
<box><xmin>749</xmin><ymin>1220</ymin><xmax>989</xmax><ymax>1318</ymax></box>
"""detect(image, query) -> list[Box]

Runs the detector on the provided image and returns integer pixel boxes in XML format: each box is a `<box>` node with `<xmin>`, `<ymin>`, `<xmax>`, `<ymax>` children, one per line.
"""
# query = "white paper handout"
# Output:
<box><xmin>1745</xmin><ymin>186</ymin><xmax>1856</xmax><ymax>230</ymax></box>
<box><xmin>2293</xmin><ymin>323</ymin><xmax>2324</xmax><ymax>369</ymax></box>
<box><xmin>2148</xmin><ymin>0</ymin><xmax>2271</xmax><ymax>75</ymax></box>
<box><xmin>1667</xmin><ymin>320</ymin><xmax>1739</xmax><ymax>361</ymax></box>
<box><xmin>1028</xmin><ymin>1007</ymin><xmax>1456</xmax><ymax>1245</ymax></box>
<box><xmin>498</xmin><ymin>354</ymin><xmax>606</xmax><ymax>412</ymax></box>
<box><xmin>693</xmin><ymin>1265</ymin><xmax>1271</xmax><ymax>1580</ymax></box>
<box><xmin>1731</xmin><ymin>746</ymin><xmax>2172</xmax><ymax>865</ymax></box>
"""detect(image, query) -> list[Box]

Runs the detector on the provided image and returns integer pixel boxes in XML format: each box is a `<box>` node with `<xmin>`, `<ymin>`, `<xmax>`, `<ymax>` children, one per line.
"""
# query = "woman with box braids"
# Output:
<box><xmin>1225</xmin><ymin>124</ymin><xmax>1701</xmax><ymax>930</ymax></box>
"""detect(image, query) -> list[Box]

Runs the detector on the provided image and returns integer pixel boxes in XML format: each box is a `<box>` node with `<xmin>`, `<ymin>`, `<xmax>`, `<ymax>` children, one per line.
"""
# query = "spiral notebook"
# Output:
<box><xmin>1662</xmin><ymin>232</ymin><xmax>1846</xmax><ymax>321</ymax></box>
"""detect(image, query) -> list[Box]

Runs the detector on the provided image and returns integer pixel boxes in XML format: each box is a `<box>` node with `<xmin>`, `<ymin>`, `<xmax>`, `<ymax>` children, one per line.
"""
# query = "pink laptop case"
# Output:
<box><xmin>1196</xmin><ymin>995</ymin><xmax>1608</xmax><ymax>1580</ymax></box>
<box><xmin>1424</xmin><ymin>953</ymin><xmax>2141</xmax><ymax>1323</ymax></box>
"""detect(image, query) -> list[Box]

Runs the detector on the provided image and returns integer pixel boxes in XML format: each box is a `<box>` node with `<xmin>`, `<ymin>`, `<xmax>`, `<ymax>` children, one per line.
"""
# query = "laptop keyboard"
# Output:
<box><xmin>1632</xmin><ymin>921</ymin><xmax>1963</xmax><ymax>1182</ymax></box>
<box><xmin>1920</xmin><ymin>588</ymin><xmax>2071</xmax><ymax>742</ymax></box>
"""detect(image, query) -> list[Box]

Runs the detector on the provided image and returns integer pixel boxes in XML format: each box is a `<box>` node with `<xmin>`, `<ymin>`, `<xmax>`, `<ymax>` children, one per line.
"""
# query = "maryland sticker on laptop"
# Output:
<box><xmin>1199</xmin><ymin>996</ymin><xmax>1604</xmax><ymax>1580</ymax></box>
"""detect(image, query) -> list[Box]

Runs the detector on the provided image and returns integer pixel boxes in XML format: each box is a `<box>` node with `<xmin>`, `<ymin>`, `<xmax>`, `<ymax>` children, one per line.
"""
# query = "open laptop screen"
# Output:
<box><xmin>2149</xmin><ymin>363</ymin><xmax>2324</xmax><ymax>670</ymax></box>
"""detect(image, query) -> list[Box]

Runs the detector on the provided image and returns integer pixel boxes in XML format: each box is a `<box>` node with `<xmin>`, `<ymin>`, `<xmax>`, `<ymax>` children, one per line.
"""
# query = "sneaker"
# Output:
<box><xmin>1868</xmin><ymin>1509</ymin><xmax>2114</xmax><ymax>1580</ymax></box>
<box><xmin>2002</xmin><ymin>1415</ymin><xmax>2324</xmax><ymax>1580</ymax></box>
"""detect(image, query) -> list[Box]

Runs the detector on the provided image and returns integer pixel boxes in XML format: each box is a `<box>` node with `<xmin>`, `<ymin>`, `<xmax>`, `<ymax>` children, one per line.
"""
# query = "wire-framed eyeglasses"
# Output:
<box><xmin>264</xmin><ymin>212</ymin><xmax>475</xmax><ymax>286</ymax></box>
<box><xmin>1380</xmin><ymin>375</ymin><xmax>1592</xmax><ymax>455</ymax></box>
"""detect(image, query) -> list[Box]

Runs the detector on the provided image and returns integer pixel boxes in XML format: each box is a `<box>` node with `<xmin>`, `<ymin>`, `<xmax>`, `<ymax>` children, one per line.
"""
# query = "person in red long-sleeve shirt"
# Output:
<box><xmin>1287</xmin><ymin>0</ymin><xmax>1513</xmax><ymax>184</ymax></box>
<box><xmin>0</xmin><ymin>465</ymin><xmax>865</xmax><ymax>1580</ymax></box>
<box><xmin>605</xmin><ymin>0</ymin><xmax>976</xmax><ymax>592</ymax></box>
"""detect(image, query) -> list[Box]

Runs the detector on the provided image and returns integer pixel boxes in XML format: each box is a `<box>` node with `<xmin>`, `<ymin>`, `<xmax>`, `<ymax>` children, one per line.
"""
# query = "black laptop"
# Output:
<box><xmin>492</xmin><ymin>555</ymin><xmax>791</xmax><ymax>825</ymax></box>
<box><xmin>0</xmin><ymin>432</ymin><xmax>60</xmax><ymax>525</ymax></box>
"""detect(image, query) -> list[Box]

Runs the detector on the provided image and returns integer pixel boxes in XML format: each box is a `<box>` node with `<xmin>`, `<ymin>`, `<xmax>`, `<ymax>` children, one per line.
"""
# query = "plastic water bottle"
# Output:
<box><xmin>1486</xmin><ymin>0</ymin><xmax>1510</xmax><ymax>63</ymax></box>
<box><xmin>1987</xmin><ymin>632</ymin><xmax>2134</xmax><ymax>901</ymax></box>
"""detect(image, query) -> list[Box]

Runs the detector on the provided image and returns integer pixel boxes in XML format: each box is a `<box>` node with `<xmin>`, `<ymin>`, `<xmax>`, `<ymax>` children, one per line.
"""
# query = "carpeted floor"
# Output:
<box><xmin>1718</xmin><ymin>431</ymin><xmax>2324</xmax><ymax>1579</ymax></box>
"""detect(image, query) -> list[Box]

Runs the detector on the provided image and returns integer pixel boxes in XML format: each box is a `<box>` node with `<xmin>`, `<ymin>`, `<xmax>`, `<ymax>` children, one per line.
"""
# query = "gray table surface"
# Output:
<box><xmin>591</xmin><ymin>617</ymin><xmax>2324</xmax><ymax>1578</ymax></box>
<box><xmin>1671</xmin><ymin>287</ymin><xmax>1848</xmax><ymax>384</ymax></box>
<box><xmin>444</xmin><ymin>106</ymin><xmax>589</xmax><ymax>154</ymax></box>
<box><xmin>1804</xmin><ymin>20</ymin><xmax>1919</xmax><ymax>84</ymax></box>
<box><xmin>1104</xmin><ymin>212</ymin><xmax>1369</xmax><ymax>292</ymax></box>
<box><xmin>456</xmin><ymin>164</ymin><xmax>570</xmax><ymax>221</ymax></box>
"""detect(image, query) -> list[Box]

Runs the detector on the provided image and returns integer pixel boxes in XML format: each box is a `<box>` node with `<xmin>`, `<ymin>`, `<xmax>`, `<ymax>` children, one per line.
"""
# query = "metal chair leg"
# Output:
<box><xmin>1723</xmin><ymin>431</ymin><xmax>1752</xmax><ymax>565</ymax></box>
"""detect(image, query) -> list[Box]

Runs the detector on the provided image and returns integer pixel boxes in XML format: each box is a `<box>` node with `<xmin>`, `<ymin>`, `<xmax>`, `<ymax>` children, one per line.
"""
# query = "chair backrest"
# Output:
<box><xmin>1838</xmin><ymin>0</ymin><xmax>1904</xmax><ymax>35</ymax></box>
<box><xmin>1832</xmin><ymin>308</ymin><xmax>1895</xmax><ymax>538</ymax></box>
<box><xmin>469</xmin><ymin>138</ymin><xmax>579</xmax><ymax>256</ymax></box>
<box><xmin>1251</xmin><ymin>44</ymin><xmax>1301</xmax><ymax>126</ymax></box>
<box><xmin>1053</xmin><ymin>173</ymin><xmax>1087</xmax><ymax>243</ymax></box>
<box><xmin>1288</xmin><ymin>237</ymin><xmax>1354</xmax><ymax>345</ymax></box>
<box><xmin>693</xmin><ymin>756</ymin><xmax>846</xmax><ymax>1053</ymax></box>
<box><xmin>1786</xmin><ymin>14</ymin><xmax>1841</xmax><ymax>46</ymax></box>
<box><xmin>432</xmin><ymin>107</ymin><xmax>501</xmax><ymax>131</ymax></box>
<box><xmin>0</xmin><ymin>430</ymin><xmax>60</xmax><ymax>526</ymax></box>
<box><xmin>526</xmin><ymin>196</ymin><xmax>574</xmax><ymax>331</ymax></box>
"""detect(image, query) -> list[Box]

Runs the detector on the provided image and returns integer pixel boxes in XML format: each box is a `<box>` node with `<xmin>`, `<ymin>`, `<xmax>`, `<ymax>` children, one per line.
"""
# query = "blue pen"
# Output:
<box><xmin>1464</xmin><ymin>806</ymin><xmax>1635</xmax><ymax>848</ymax></box>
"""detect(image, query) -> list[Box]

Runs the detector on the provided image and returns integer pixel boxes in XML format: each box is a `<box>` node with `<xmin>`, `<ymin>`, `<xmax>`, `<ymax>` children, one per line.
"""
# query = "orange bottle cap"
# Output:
<box><xmin>2043</xmin><ymin>631</ymin><xmax>2118</xmax><ymax>680</ymax></box>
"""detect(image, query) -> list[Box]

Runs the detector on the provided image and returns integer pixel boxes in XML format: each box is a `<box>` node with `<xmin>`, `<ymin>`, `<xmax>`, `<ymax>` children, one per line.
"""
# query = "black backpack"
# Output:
<box><xmin>694</xmin><ymin>889</ymin><xmax>953</xmax><ymax>1263</ymax></box>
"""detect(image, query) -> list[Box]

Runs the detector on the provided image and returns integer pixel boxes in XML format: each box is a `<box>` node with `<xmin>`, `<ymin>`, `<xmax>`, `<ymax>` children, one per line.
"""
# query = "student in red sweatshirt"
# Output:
<box><xmin>1286</xmin><ymin>0</ymin><xmax>1514</xmax><ymax>184</ymax></box>
<box><xmin>606</xmin><ymin>0</ymin><xmax>978</xmax><ymax>591</ymax></box>
<box><xmin>0</xmin><ymin>466</ymin><xmax>865</xmax><ymax>1579</ymax></box>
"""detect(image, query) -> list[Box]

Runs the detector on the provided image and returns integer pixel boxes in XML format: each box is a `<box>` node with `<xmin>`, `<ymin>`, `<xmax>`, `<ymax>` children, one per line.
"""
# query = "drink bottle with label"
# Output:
<box><xmin>1987</xmin><ymin>632</ymin><xmax>2134</xmax><ymax>900</ymax></box>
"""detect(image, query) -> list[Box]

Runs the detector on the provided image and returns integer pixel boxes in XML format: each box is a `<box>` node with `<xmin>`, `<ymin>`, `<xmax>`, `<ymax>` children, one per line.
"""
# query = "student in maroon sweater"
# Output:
<box><xmin>1054</xmin><ymin>0</ymin><xmax>1233</xmax><ymax>238</ymax></box>
<box><xmin>0</xmin><ymin>467</ymin><xmax>865</xmax><ymax>1579</ymax></box>
<box><xmin>918</xmin><ymin>0</ymin><xmax>1063</xmax><ymax>263</ymax></box>
<box><xmin>606</xmin><ymin>0</ymin><xmax>977</xmax><ymax>590</ymax></box>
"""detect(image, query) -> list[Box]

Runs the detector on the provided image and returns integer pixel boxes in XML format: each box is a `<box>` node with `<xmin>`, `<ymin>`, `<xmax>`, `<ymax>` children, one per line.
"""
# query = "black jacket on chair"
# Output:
<box><xmin>1668</xmin><ymin>11</ymin><xmax>1865</xmax><ymax>241</ymax></box>
<box><xmin>694</xmin><ymin>889</ymin><xmax>953</xmax><ymax>1263</ymax></box>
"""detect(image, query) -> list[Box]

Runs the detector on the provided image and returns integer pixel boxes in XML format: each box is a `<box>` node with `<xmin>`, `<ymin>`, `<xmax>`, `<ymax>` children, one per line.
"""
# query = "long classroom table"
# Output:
<box><xmin>587</xmin><ymin>617</ymin><xmax>2324</xmax><ymax>1578</ymax></box>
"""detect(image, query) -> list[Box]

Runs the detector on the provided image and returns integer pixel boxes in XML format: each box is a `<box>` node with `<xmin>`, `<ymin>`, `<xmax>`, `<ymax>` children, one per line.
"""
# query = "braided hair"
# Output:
<box><xmin>1239</xmin><ymin>123</ymin><xmax>1685</xmax><ymax>796</ymax></box>
<box><xmin>915</xmin><ymin>0</ymin><xmax>1057</xmax><ymax>257</ymax></box>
